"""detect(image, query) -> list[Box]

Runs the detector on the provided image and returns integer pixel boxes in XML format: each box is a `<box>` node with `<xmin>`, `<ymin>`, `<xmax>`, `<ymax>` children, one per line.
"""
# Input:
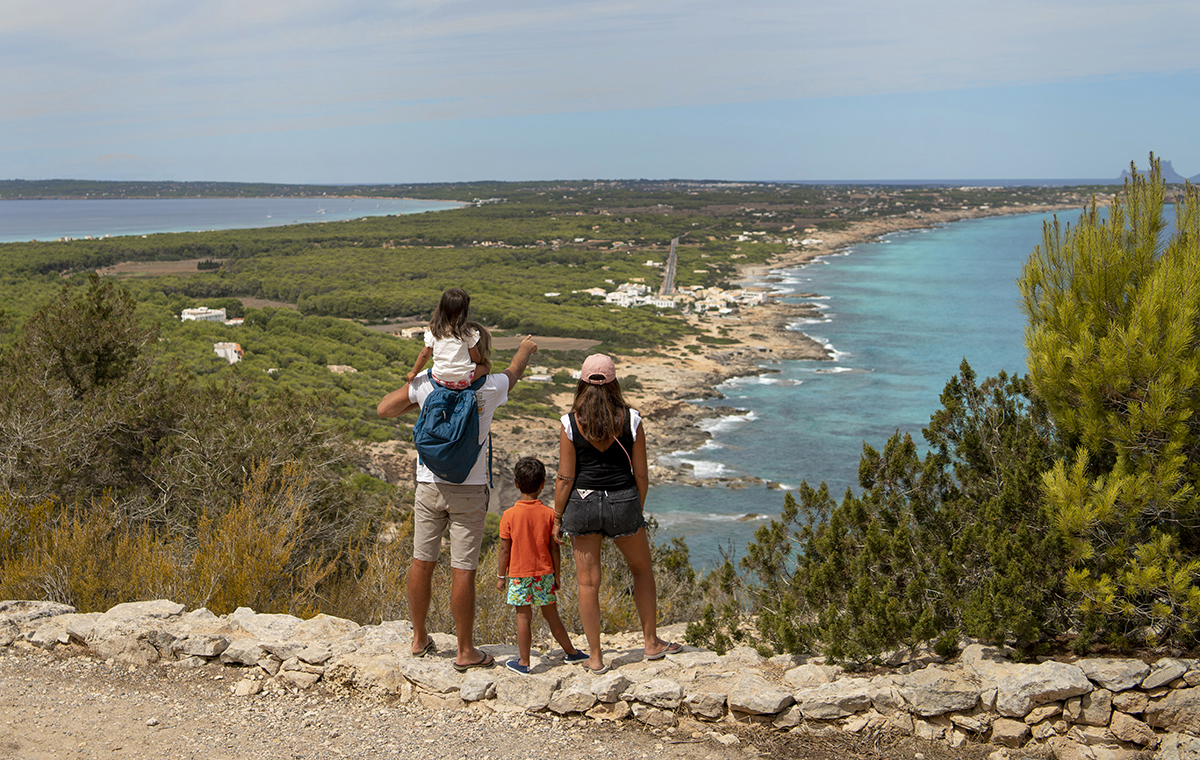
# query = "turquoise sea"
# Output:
<box><xmin>0</xmin><ymin>197</ymin><xmax>463</xmax><ymax>243</ymax></box>
<box><xmin>648</xmin><ymin>209</ymin><xmax>1086</xmax><ymax>568</ymax></box>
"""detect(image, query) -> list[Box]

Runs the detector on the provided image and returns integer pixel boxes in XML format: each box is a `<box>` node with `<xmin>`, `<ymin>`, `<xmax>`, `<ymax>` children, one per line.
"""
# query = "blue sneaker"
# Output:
<box><xmin>505</xmin><ymin>659</ymin><xmax>531</xmax><ymax>675</ymax></box>
<box><xmin>563</xmin><ymin>651</ymin><xmax>589</xmax><ymax>663</ymax></box>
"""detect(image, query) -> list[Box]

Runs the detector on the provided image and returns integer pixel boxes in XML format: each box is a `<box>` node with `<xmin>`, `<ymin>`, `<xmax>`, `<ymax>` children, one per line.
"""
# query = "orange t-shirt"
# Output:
<box><xmin>498</xmin><ymin>499</ymin><xmax>556</xmax><ymax>578</ymax></box>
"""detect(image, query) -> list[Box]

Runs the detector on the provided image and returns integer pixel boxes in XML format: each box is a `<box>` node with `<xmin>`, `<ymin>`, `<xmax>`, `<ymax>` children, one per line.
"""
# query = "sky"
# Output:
<box><xmin>3</xmin><ymin>0</ymin><xmax>1199</xmax><ymax>183</ymax></box>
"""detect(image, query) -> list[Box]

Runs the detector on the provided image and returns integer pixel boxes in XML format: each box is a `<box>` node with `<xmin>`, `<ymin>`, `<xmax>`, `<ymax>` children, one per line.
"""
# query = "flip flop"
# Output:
<box><xmin>452</xmin><ymin>652</ymin><xmax>495</xmax><ymax>673</ymax></box>
<box><xmin>411</xmin><ymin>636</ymin><xmax>436</xmax><ymax>658</ymax></box>
<box><xmin>583</xmin><ymin>662</ymin><xmax>610</xmax><ymax>675</ymax></box>
<box><xmin>645</xmin><ymin>641</ymin><xmax>682</xmax><ymax>661</ymax></box>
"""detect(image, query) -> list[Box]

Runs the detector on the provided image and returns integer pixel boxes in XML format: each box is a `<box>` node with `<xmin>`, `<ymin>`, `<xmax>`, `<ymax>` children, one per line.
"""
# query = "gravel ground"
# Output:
<box><xmin>0</xmin><ymin>647</ymin><xmax>746</xmax><ymax>760</ymax></box>
<box><xmin>0</xmin><ymin>646</ymin><xmax>1014</xmax><ymax>760</ymax></box>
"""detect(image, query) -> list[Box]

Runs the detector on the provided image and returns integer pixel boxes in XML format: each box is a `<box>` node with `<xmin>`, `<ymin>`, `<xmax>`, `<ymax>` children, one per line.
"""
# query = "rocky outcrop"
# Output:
<box><xmin>3</xmin><ymin>599</ymin><xmax>1197</xmax><ymax>760</ymax></box>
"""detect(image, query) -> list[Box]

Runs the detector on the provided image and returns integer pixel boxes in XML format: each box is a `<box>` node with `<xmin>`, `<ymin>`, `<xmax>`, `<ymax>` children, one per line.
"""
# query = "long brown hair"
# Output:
<box><xmin>466</xmin><ymin>320</ymin><xmax>491</xmax><ymax>375</ymax></box>
<box><xmin>429</xmin><ymin>288</ymin><xmax>471</xmax><ymax>340</ymax></box>
<box><xmin>571</xmin><ymin>379</ymin><xmax>629</xmax><ymax>441</ymax></box>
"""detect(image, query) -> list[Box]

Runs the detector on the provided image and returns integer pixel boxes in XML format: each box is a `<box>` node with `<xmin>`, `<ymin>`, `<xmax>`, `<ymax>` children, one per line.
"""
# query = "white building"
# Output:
<box><xmin>213</xmin><ymin>342</ymin><xmax>243</xmax><ymax>364</ymax></box>
<box><xmin>182</xmin><ymin>307</ymin><xmax>226</xmax><ymax>322</ymax></box>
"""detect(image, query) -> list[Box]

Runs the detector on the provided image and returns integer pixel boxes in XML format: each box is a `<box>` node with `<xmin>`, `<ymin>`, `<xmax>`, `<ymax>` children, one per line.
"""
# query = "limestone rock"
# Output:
<box><xmin>586</xmin><ymin>701</ymin><xmax>631</xmax><ymax>721</ymax></box>
<box><xmin>1026</xmin><ymin>702</ymin><xmax>1063</xmax><ymax>724</ymax></box>
<box><xmin>548</xmin><ymin>680</ymin><xmax>597</xmax><ymax>714</ymax></box>
<box><xmin>913</xmin><ymin>716</ymin><xmax>948</xmax><ymax>742</ymax></box>
<box><xmin>337</xmin><ymin>620</ymin><xmax>413</xmax><ymax>656</ymax></box>
<box><xmin>297</xmin><ymin>643</ymin><xmax>334</xmax><ymax>665</ymax></box>
<box><xmin>769</xmin><ymin>654</ymin><xmax>806</xmax><ymax>669</ymax></box>
<box><xmin>90</xmin><ymin>634</ymin><xmax>161</xmax><ymax>666</ymax></box>
<box><xmin>1065</xmin><ymin>689</ymin><xmax>1113</xmax><ymax>727</ymax></box>
<box><xmin>950</xmin><ymin>708</ymin><xmax>994</xmax><ymax>734</ymax></box>
<box><xmin>793</xmin><ymin>679</ymin><xmax>874</xmax><ymax>720</ymax></box>
<box><xmin>1155</xmin><ymin>733</ymin><xmax>1200</xmax><ymax>760</ymax></box>
<box><xmin>960</xmin><ymin>644</ymin><xmax>1016</xmax><ymax>682</ymax></box>
<box><xmin>865</xmin><ymin>677</ymin><xmax>906</xmax><ymax>715</ymax></box>
<box><xmin>105</xmin><ymin>600</ymin><xmax>184</xmax><ymax>620</ymax></box>
<box><xmin>396</xmin><ymin>658</ymin><xmax>462</xmax><ymax>694</ymax></box>
<box><xmin>234</xmin><ymin>678</ymin><xmax>263</xmax><ymax>697</ymax></box>
<box><xmin>174</xmin><ymin>634</ymin><xmax>230</xmax><ymax>658</ymax></box>
<box><xmin>279</xmin><ymin>670</ymin><xmax>320</xmax><ymax>690</ymax></box>
<box><xmin>417</xmin><ymin>692</ymin><xmax>464</xmax><ymax>711</ymax></box>
<box><xmin>783</xmin><ymin>663</ymin><xmax>840</xmax><ymax>689</ymax></box>
<box><xmin>0</xmin><ymin>601</ymin><xmax>75</xmax><ymax>629</ymax></box>
<box><xmin>496</xmin><ymin>673</ymin><xmax>561</xmax><ymax>711</ymax></box>
<box><xmin>727</xmin><ymin>674</ymin><xmax>793</xmax><ymax>715</ymax></box>
<box><xmin>0</xmin><ymin>619</ymin><xmax>17</xmax><ymax>647</ymax></box>
<box><xmin>1145</xmin><ymin>686</ymin><xmax>1200</xmax><ymax>733</ymax></box>
<box><xmin>1079</xmin><ymin>659</ymin><xmax>1150</xmax><ymax>692</ymax></box>
<box><xmin>897</xmin><ymin>665</ymin><xmax>981</xmax><ymax>717</ymax></box>
<box><xmin>62</xmin><ymin>613</ymin><xmax>102</xmax><ymax>644</ymax></box>
<box><xmin>325</xmin><ymin>653</ymin><xmax>412</xmax><ymax>697</ymax></box>
<box><xmin>228</xmin><ymin>608</ymin><xmax>302</xmax><ymax>641</ymax></box>
<box><xmin>630</xmin><ymin>702</ymin><xmax>676</xmax><ymax>727</ymax></box>
<box><xmin>1143</xmin><ymin>659</ymin><xmax>1190</xmax><ymax>690</ymax></box>
<box><xmin>1185</xmin><ymin>665</ymin><xmax>1200</xmax><ymax>688</ymax></box>
<box><xmin>996</xmin><ymin>661</ymin><xmax>1092</xmax><ymax>718</ymax></box>
<box><xmin>1108</xmin><ymin>711</ymin><xmax>1157</xmax><ymax>748</ymax></box>
<box><xmin>290</xmin><ymin>613</ymin><xmax>359</xmax><ymax>642</ymax></box>
<box><xmin>684</xmin><ymin>690</ymin><xmax>727</xmax><ymax>720</ymax></box>
<box><xmin>281</xmin><ymin>657</ymin><xmax>324</xmax><ymax>676</ymax></box>
<box><xmin>668</xmin><ymin>651</ymin><xmax>721</xmax><ymax>669</ymax></box>
<box><xmin>29</xmin><ymin>616</ymin><xmax>89</xmax><ymax>649</ymax></box>
<box><xmin>220</xmin><ymin>639</ymin><xmax>269</xmax><ymax>666</ymax></box>
<box><xmin>991</xmin><ymin>717</ymin><xmax>1031</xmax><ymax>748</ymax></box>
<box><xmin>772</xmin><ymin>705</ymin><xmax>803</xmax><ymax>729</ymax></box>
<box><xmin>590</xmin><ymin>672</ymin><xmax>631</xmax><ymax>702</ymax></box>
<box><xmin>1111</xmin><ymin>690</ymin><xmax>1148</xmax><ymax>714</ymax></box>
<box><xmin>459</xmin><ymin>673</ymin><xmax>496</xmax><ymax>702</ymax></box>
<box><xmin>629</xmin><ymin>678</ymin><xmax>683</xmax><ymax>710</ymax></box>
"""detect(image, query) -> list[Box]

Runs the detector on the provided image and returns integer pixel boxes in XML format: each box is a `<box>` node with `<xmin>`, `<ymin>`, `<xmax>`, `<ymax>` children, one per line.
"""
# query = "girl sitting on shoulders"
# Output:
<box><xmin>406</xmin><ymin>288</ymin><xmax>487</xmax><ymax>389</ymax></box>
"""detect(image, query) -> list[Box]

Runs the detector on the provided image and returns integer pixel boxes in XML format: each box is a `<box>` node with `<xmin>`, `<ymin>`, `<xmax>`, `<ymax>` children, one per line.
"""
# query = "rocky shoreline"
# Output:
<box><xmin>363</xmin><ymin>203</ymin><xmax>1084</xmax><ymax>509</ymax></box>
<box><xmin>612</xmin><ymin>202</ymin><xmax>1083</xmax><ymax>491</ymax></box>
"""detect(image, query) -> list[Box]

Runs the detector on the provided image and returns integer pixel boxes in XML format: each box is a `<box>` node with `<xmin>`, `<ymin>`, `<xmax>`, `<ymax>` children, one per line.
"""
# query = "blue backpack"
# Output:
<box><xmin>412</xmin><ymin>371</ymin><xmax>491</xmax><ymax>484</ymax></box>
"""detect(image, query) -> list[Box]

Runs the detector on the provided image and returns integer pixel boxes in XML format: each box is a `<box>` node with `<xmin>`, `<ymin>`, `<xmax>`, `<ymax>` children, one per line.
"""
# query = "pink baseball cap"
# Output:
<box><xmin>580</xmin><ymin>354</ymin><xmax>616</xmax><ymax>385</ymax></box>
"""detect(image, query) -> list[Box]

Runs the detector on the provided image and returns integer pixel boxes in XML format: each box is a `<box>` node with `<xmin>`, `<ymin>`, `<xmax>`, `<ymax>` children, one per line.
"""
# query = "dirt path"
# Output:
<box><xmin>0</xmin><ymin>648</ymin><xmax>736</xmax><ymax>760</ymax></box>
<box><xmin>0</xmin><ymin>647</ymin><xmax>1009</xmax><ymax>760</ymax></box>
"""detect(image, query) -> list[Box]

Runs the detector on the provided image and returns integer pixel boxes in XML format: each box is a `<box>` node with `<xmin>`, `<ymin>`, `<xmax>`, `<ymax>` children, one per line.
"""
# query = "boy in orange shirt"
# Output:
<box><xmin>496</xmin><ymin>456</ymin><xmax>587</xmax><ymax>674</ymax></box>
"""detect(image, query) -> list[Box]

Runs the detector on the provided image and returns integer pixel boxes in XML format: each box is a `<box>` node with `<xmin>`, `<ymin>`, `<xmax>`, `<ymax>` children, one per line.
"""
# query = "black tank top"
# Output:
<box><xmin>569</xmin><ymin>411</ymin><xmax>636</xmax><ymax>490</ymax></box>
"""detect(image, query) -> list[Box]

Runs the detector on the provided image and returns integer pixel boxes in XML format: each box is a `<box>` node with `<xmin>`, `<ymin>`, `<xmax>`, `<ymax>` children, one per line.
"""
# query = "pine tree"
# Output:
<box><xmin>732</xmin><ymin>364</ymin><xmax>1065</xmax><ymax>663</ymax></box>
<box><xmin>1019</xmin><ymin>155</ymin><xmax>1200</xmax><ymax>648</ymax></box>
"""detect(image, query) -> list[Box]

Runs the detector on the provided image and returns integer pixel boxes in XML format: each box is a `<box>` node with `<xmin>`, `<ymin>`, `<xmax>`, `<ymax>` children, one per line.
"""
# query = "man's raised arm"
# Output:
<box><xmin>377</xmin><ymin>382</ymin><xmax>417</xmax><ymax>418</ymax></box>
<box><xmin>502</xmin><ymin>335</ymin><xmax>538</xmax><ymax>388</ymax></box>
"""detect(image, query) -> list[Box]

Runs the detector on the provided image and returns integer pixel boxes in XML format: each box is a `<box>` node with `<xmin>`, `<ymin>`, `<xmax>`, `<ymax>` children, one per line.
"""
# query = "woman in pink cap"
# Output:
<box><xmin>553</xmin><ymin>354</ymin><xmax>681</xmax><ymax>674</ymax></box>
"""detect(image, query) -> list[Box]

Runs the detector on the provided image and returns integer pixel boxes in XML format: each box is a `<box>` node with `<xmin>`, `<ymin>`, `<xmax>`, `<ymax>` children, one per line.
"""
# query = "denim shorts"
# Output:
<box><xmin>560</xmin><ymin>486</ymin><xmax>645</xmax><ymax>539</ymax></box>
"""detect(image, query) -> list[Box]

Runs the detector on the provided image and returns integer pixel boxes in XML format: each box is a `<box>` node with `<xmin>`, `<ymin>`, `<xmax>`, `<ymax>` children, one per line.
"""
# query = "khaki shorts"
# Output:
<box><xmin>412</xmin><ymin>482</ymin><xmax>490</xmax><ymax>570</ymax></box>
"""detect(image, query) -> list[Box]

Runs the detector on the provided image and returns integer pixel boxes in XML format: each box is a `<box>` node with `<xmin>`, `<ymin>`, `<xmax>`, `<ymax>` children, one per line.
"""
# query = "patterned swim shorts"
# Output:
<box><xmin>505</xmin><ymin>573</ymin><xmax>557</xmax><ymax>607</ymax></box>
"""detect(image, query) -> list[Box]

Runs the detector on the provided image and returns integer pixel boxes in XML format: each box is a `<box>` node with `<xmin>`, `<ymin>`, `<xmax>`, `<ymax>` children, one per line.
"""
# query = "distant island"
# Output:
<box><xmin>1118</xmin><ymin>159</ymin><xmax>1197</xmax><ymax>184</ymax></box>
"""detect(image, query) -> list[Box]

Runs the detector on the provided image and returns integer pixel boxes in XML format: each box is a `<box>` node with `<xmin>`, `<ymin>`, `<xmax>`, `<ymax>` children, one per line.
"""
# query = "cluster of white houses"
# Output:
<box><xmin>179</xmin><ymin>307</ymin><xmax>245</xmax><ymax>365</ymax></box>
<box><xmin>575</xmin><ymin>282</ymin><xmax>768</xmax><ymax>314</ymax></box>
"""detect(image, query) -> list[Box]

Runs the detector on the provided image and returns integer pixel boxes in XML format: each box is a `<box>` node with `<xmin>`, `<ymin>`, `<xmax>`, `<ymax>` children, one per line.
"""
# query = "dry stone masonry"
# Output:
<box><xmin>2</xmin><ymin>600</ymin><xmax>1198</xmax><ymax>760</ymax></box>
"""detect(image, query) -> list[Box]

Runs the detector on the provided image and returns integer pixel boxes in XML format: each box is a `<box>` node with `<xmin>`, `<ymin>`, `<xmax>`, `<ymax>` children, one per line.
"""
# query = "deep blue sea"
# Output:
<box><xmin>648</xmin><ymin>209</ymin><xmax>1086</xmax><ymax>568</ymax></box>
<box><xmin>0</xmin><ymin>197</ymin><xmax>463</xmax><ymax>243</ymax></box>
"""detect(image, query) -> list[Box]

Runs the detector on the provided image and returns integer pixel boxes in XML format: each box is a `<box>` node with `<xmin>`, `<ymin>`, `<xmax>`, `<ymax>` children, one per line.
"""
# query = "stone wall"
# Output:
<box><xmin>2</xmin><ymin>600</ymin><xmax>1197</xmax><ymax>760</ymax></box>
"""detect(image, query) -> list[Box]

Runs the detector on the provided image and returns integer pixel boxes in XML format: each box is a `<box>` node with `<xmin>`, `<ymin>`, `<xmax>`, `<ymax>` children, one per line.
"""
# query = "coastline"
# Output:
<box><xmin>369</xmin><ymin>202</ymin><xmax>1085</xmax><ymax>508</ymax></box>
<box><xmin>607</xmin><ymin>203</ymin><xmax>1081</xmax><ymax>489</ymax></box>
